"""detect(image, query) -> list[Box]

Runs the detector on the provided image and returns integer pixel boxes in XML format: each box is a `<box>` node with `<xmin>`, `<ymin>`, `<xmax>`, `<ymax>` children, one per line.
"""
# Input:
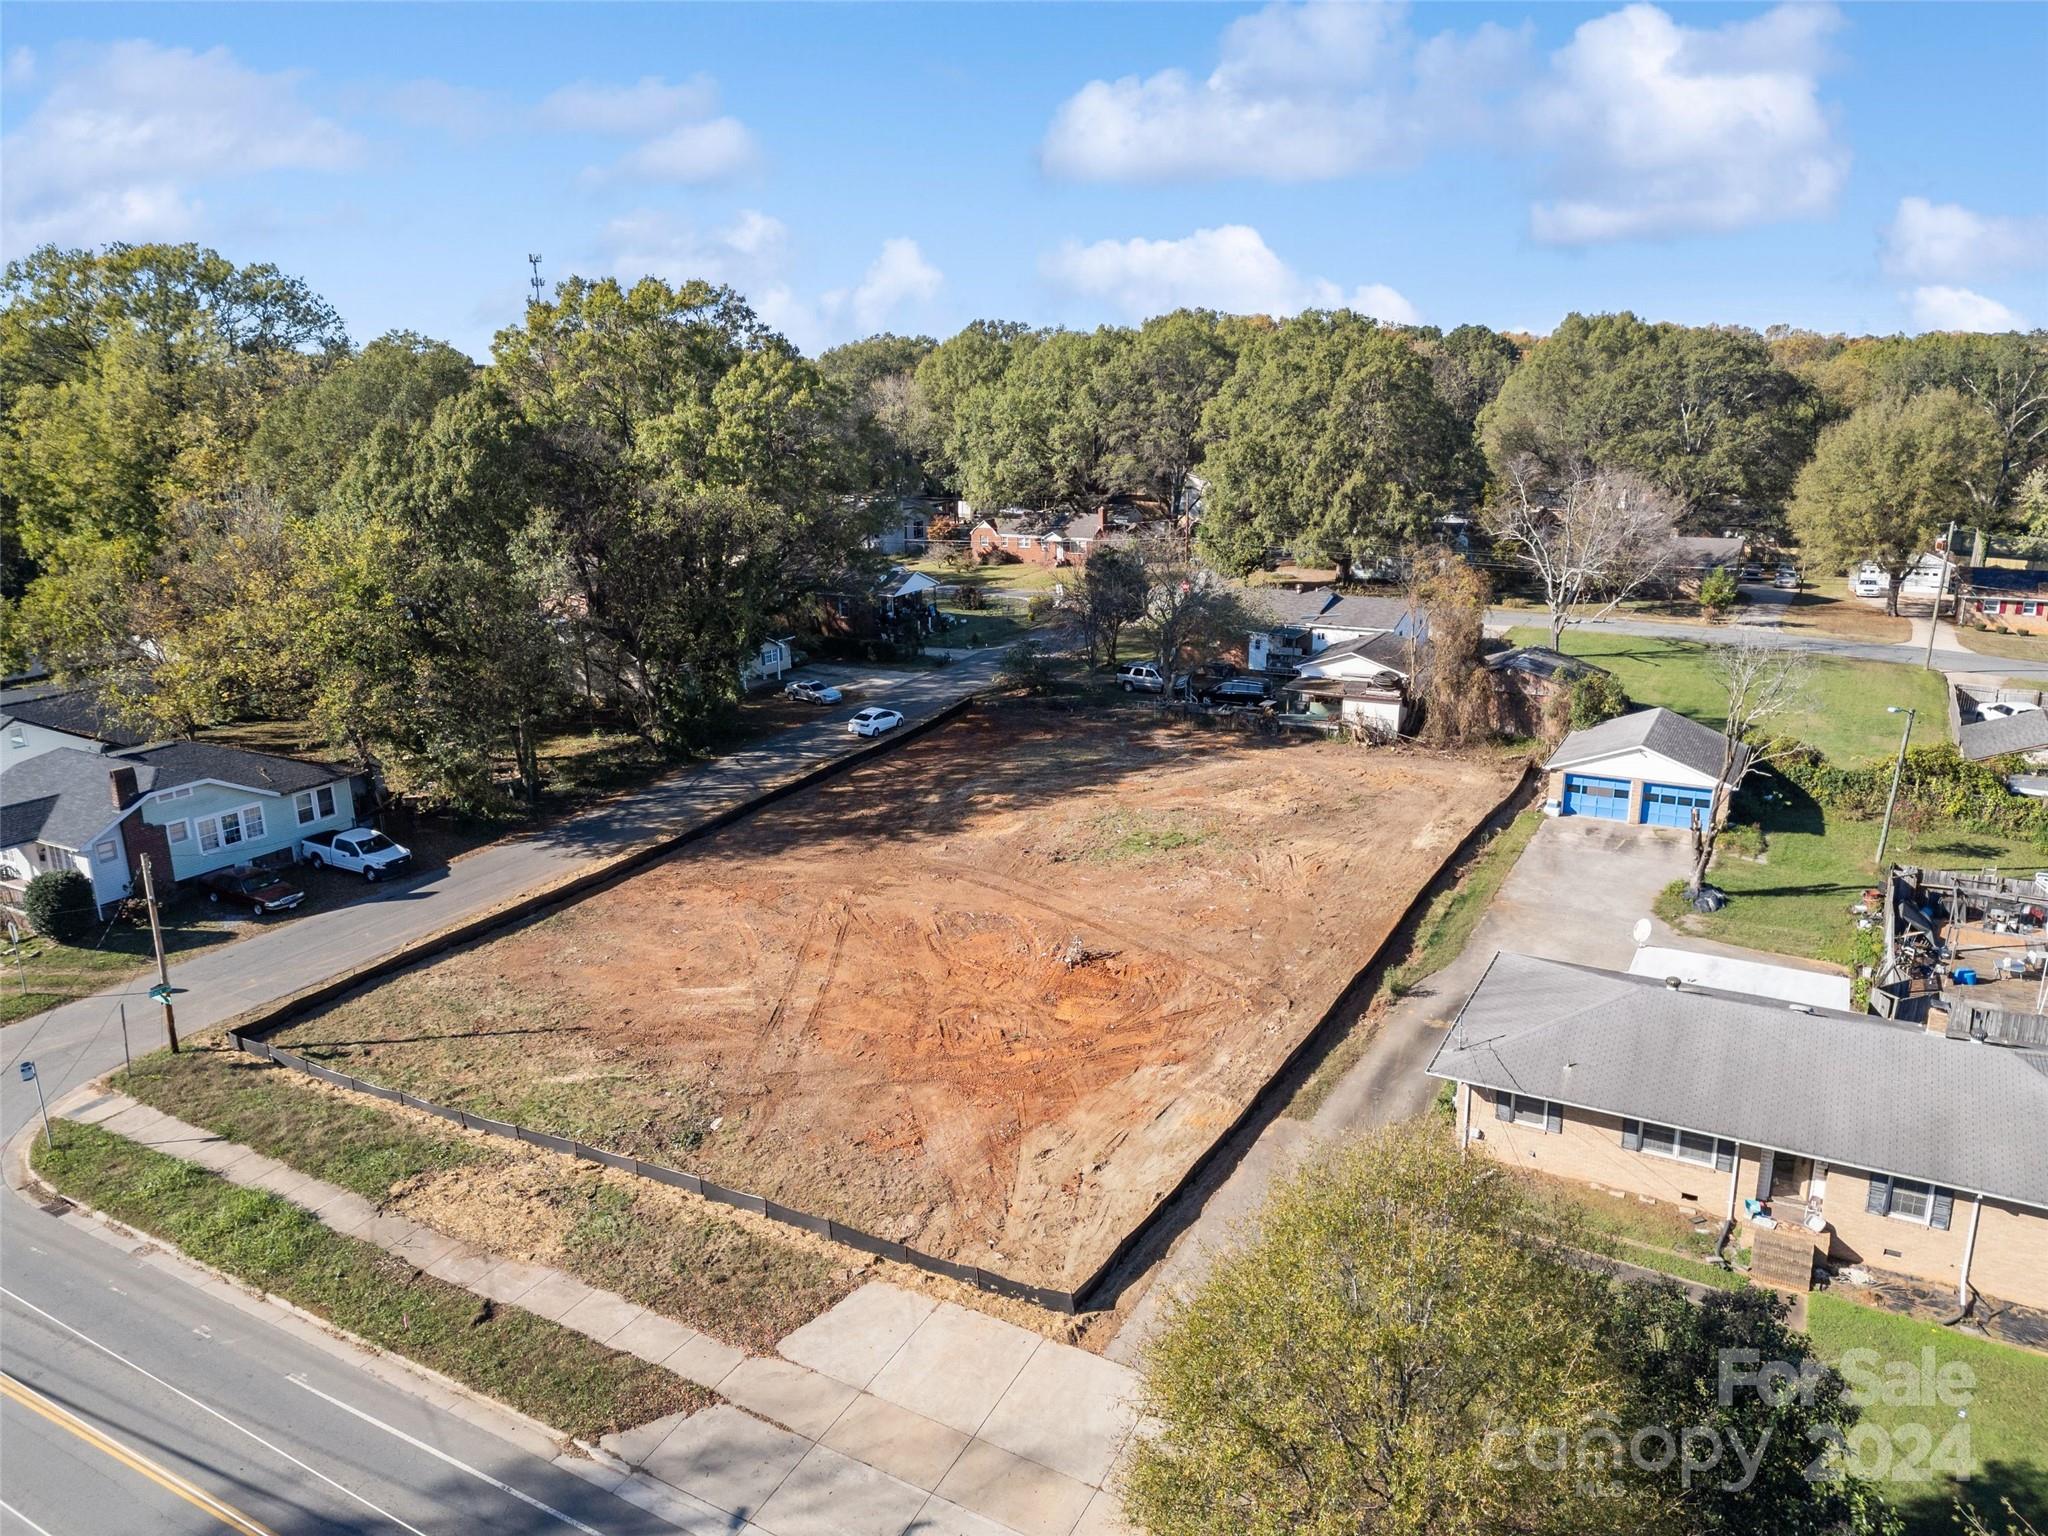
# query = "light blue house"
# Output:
<box><xmin>2</xmin><ymin>740</ymin><xmax>362</xmax><ymax>917</ymax></box>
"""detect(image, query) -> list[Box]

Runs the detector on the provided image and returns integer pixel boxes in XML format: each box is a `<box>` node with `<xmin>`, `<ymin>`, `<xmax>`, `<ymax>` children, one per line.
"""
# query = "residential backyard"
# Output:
<box><xmin>1507</xmin><ymin>628</ymin><xmax>1952</xmax><ymax>763</ymax></box>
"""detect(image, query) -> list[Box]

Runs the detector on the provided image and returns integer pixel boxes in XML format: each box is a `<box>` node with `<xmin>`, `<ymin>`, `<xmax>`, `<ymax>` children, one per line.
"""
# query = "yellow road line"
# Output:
<box><xmin>1</xmin><ymin>1371</ymin><xmax>279</xmax><ymax>1536</ymax></box>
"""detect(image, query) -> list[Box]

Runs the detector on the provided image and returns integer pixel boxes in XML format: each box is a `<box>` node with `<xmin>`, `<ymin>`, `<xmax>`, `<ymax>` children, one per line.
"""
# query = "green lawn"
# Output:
<box><xmin>32</xmin><ymin>1121</ymin><xmax>704</xmax><ymax>1441</ymax></box>
<box><xmin>1659</xmin><ymin>805</ymin><xmax>2040</xmax><ymax>969</ymax></box>
<box><xmin>1507</xmin><ymin>629</ymin><xmax>1951</xmax><ymax>764</ymax></box>
<box><xmin>1804</xmin><ymin>1294</ymin><xmax>2048</xmax><ymax>1534</ymax></box>
<box><xmin>1954</xmin><ymin>626</ymin><xmax>2048</xmax><ymax>662</ymax></box>
<box><xmin>938</xmin><ymin>605</ymin><xmax>1037</xmax><ymax>651</ymax></box>
<box><xmin>1</xmin><ymin>906</ymin><xmax>243</xmax><ymax>1025</ymax></box>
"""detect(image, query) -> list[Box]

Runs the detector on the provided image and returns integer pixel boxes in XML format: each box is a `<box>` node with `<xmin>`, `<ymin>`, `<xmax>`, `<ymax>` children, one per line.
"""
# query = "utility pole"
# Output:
<box><xmin>140</xmin><ymin>855</ymin><xmax>178</xmax><ymax>1053</ymax></box>
<box><xmin>527</xmin><ymin>253</ymin><xmax>545</xmax><ymax>307</ymax></box>
<box><xmin>1923</xmin><ymin>517</ymin><xmax>1957</xmax><ymax>670</ymax></box>
<box><xmin>1874</xmin><ymin>706</ymin><xmax>1916</xmax><ymax>875</ymax></box>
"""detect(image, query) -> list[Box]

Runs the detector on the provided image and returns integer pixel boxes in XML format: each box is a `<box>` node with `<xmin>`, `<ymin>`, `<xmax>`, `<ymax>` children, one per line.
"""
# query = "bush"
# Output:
<box><xmin>1568</xmin><ymin>671</ymin><xmax>1631</xmax><ymax>729</ymax></box>
<box><xmin>23</xmin><ymin>869</ymin><xmax>95</xmax><ymax>943</ymax></box>
<box><xmin>1762</xmin><ymin>738</ymin><xmax>2048</xmax><ymax>842</ymax></box>
<box><xmin>996</xmin><ymin>641</ymin><xmax>1058</xmax><ymax>695</ymax></box>
<box><xmin>1697</xmin><ymin>566</ymin><xmax>1740</xmax><ymax>616</ymax></box>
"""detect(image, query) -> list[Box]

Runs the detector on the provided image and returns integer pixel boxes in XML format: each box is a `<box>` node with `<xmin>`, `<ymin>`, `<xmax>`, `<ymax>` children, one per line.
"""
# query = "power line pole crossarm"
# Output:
<box><xmin>140</xmin><ymin>855</ymin><xmax>179</xmax><ymax>1054</ymax></box>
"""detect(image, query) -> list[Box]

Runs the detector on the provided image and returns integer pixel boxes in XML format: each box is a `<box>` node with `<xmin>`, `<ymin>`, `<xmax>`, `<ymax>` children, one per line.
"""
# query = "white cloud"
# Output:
<box><xmin>823</xmin><ymin>238</ymin><xmax>944</xmax><ymax>334</ymax></box>
<box><xmin>543</xmin><ymin>72</ymin><xmax>758</xmax><ymax>184</ymax></box>
<box><xmin>1531</xmin><ymin>3</ymin><xmax>1851</xmax><ymax>243</ymax></box>
<box><xmin>1</xmin><ymin>40</ymin><xmax>360</xmax><ymax>252</ymax></box>
<box><xmin>1525</xmin><ymin>3</ymin><xmax>1848</xmax><ymax>244</ymax></box>
<box><xmin>1042</xmin><ymin>225</ymin><xmax>1418</xmax><ymax>323</ymax></box>
<box><xmin>1883</xmin><ymin>197</ymin><xmax>2048</xmax><ymax>283</ymax></box>
<box><xmin>614</xmin><ymin>117</ymin><xmax>758</xmax><ymax>182</ymax></box>
<box><xmin>1041</xmin><ymin>1</ymin><xmax>1527</xmax><ymax>181</ymax></box>
<box><xmin>1043</xmin><ymin>1</ymin><xmax>1845</xmax><ymax>245</ymax></box>
<box><xmin>600</xmin><ymin>213</ymin><xmax>939</xmax><ymax>350</ymax></box>
<box><xmin>1907</xmin><ymin>285</ymin><xmax>2028</xmax><ymax>334</ymax></box>
<box><xmin>3</xmin><ymin>46</ymin><xmax>33</xmax><ymax>89</ymax></box>
<box><xmin>538</xmin><ymin>74</ymin><xmax>719</xmax><ymax>135</ymax></box>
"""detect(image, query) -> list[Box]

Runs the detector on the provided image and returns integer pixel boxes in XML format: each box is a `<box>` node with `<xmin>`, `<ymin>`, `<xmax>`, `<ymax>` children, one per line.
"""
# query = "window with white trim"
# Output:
<box><xmin>294</xmin><ymin>785</ymin><xmax>337</xmax><ymax>825</ymax></box>
<box><xmin>1886</xmin><ymin>1180</ymin><xmax>1933</xmax><ymax>1224</ymax></box>
<box><xmin>1639</xmin><ymin>1122</ymin><xmax>1721</xmax><ymax>1167</ymax></box>
<box><xmin>194</xmin><ymin>802</ymin><xmax>267</xmax><ymax>853</ymax></box>
<box><xmin>95</xmin><ymin>840</ymin><xmax>118</xmax><ymax>863</ymax></box>
<box><xmin>166</xmin><ymin>821</ymin><xmax>189</xmax><ymax>847</ymax></box>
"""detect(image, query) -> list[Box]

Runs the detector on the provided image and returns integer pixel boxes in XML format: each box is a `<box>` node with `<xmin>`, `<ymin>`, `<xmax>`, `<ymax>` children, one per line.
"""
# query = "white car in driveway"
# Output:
<box><xmin>783</xmin><ymin>678</ymin><xmax>844</xmax><ymax>705</ymax></box>
<box><xmin>1977</xmin><ymin>701</ymin><xmax>2043</xmax><ymax>721</ymax></box>
<box><xmin>848</xmin><ymin>707</ymin><xmax>903</xmax><ymax>738</ymax></box>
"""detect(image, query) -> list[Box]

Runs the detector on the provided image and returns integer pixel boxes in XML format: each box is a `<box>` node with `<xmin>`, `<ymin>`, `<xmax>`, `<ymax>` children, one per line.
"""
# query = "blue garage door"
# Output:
<box><xmin>1641</xmin><ymin>783</ymin><xmax>1712</xmax><ymax>828</ymax></box>
<box><xmin>1563</xmin><ymin>774</ymin><xmax>1631</xmax><ymax>820</ymax></box>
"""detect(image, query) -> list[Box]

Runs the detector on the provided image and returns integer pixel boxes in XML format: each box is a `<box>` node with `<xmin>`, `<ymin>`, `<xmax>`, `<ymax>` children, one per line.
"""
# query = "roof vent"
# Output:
<box><xmin>1788</xmin><ymin>1004</ymin><xmax>1816</xmax><ymax>1015</ymax></box>
<box><xmin>1319</xmin><ymin>592</ymin><xmax>1340</xmax><ymax>616</ymax></box>
<box><xmin>1665</xmin><ymin>976</ymin><xmax>1682</xmax><ymax>990</ymax></box>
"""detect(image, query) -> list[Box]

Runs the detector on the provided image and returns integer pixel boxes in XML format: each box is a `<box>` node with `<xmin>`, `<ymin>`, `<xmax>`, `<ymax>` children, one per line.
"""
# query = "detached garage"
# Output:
<box><xmin>1544</xmin><ymin>707</ymin><xmax>1745</xmax><ymax>830</ymax></box>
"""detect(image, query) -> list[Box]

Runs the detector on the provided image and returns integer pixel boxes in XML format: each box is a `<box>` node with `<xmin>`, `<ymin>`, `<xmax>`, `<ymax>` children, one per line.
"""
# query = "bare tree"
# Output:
<box><xmin>1686</xmin><ymin>636</ymin><xmax>1811</xmax><ymax>897</ymax></box>
<box><xmin>1135</xmin><ymin>529</ymin><xmax>1259</xmax><ymax>688</ymax></box>
<box><xmin>1486</xmin><ymin>458</ymin><xmax>1681</xmax><ymax>651</ymax></box>
<box><xmin>1406</xmin><ymin>547</ymin><xmax>1494</xmax><ymax>745</ymax></box>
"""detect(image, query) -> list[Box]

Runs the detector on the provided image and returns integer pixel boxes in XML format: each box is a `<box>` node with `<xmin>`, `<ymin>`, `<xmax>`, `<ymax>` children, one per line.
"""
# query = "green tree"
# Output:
<box><xmin>956</xmin><ymin>328</ymin><xmax>1128</xmax><ymax>514</ymax></box>
<box><xmin>1074</xmin><ymin>541</ymin><xmax>1146</xmax><ymax>669</ymax></box>
<box><xmin>816</xmin><ymin>332</ymin><xmax>936</xmax><ymax>495</ymax></box>
<box><xmin>1697</xmin><ymin>565</ymin><xmax>1740</xmax><ymax>617</ymax></box>
<box><xmin>1126</xmin><ymin>1122</ymin><xmax>1656</xmax><ymax>1536</ymax></box>
<box><xmin>1480</xmin><ymin>313</ymin><xmax>1818</xmax><ymax>523</ymax></box>
<box><xmin>1199</xmin><ymin>311</ymin><xmax>1467</xmax><ymax>574</ymax></box>
<box><xmin>1419</xmin><ymin>323</ymin><xmax>1522</xmax><ymax>431</ymax></box>
<box><xmin>1857</xmin><ymin>331</ymin><xmax>2048</xmax><ymax>517</ymax></box>
<box><xmin>1602</xmin><ymin>1283</ymin><xmax>1898</xmax><ymax>1536</ymax></box>
<box><xmin>246</xmin><ymin>331</ymin><xmax>476</xmax><ymax>514</ymax></box>
<box><xmin>1568</xmin><ymin>671</ymin><xmax>1631</xmax><ymax>729</ymax></box>
<box><xmin>1788</xmin><ymin>389</ymin><xmax>2001</xmax><ymax>614</ymax></box>
<box><xmin>912</xmin><ymin>319</ymin><xmax>1035</xmax><ymax>492</ymax></box>
<box><xmin>1103</xmin><ymin>309</ymin><xmax>1239</xmax><ymax>512</ymax></box>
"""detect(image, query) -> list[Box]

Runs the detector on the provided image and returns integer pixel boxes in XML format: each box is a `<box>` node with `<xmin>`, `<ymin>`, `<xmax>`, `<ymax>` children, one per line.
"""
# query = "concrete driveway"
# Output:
<box><xmin>1109</xmin><ymin>815</ymin><xmax>1694</xmax><ymax>1363</ymax></box>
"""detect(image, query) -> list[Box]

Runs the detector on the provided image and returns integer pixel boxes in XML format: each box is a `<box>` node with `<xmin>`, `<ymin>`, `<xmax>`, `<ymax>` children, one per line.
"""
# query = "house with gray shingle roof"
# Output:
<box><xmin>1542</xmin><ymin>706</ymin><xmax>1747</xmax><ymax>829</ymax></box>
<box><xmin>1429</xmin><ymin>952</ymin><xmax>2048</xmax><ymax>1310</ymax></box>
<box><xmin>2</xmin><ymin>737</ymin><xmax>363</xmax><ymax>919</ymax></box>
<box><xmin>1242</xmin><ymin>587</ymin><xmax>1420</xmax><ymax>674</ymax></box>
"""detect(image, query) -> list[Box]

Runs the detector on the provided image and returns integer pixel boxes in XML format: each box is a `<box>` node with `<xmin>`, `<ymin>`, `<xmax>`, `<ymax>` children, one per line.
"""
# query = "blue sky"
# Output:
<box><xmin>4</xmin><ymin>2</ymin><xmax>2043</xmax><ymax>360</ymax></box>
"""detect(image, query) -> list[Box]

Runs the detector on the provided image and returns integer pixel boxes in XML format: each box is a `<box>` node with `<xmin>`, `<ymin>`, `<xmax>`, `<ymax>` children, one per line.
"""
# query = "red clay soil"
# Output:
<box><xmin>275</xmin><ymin>705</ymin><xmax>1519</xmax><ymax>1292</ymax></box>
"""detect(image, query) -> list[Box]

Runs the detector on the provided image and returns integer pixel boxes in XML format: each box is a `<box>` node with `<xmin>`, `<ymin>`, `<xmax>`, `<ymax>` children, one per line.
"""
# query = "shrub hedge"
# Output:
<box><xmin>1759</xmin><ymin>738</ymin><xmax>2048</xmax><ymax>843</ymax></box>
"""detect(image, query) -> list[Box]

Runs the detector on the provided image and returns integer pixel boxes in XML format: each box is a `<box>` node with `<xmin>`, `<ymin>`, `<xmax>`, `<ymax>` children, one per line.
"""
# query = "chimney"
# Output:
<box><xmin>108</xmin><ymin>765</ymin><xmax>140</xmax><ymax>813</ymax></box>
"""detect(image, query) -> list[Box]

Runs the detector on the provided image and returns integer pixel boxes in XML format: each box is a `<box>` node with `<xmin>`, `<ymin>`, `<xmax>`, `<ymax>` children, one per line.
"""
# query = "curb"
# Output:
<box><xmin>6</xmin><ymin>1085</ymin><xmax>655</xmax><ymax>1478</ymax></box>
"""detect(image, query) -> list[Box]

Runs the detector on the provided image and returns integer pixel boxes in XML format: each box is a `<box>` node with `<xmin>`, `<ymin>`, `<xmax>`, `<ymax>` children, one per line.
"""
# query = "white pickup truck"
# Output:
<box><xmin>300</xmin><ymin>826</ymin><xmax>414</xmax><ymax>881</ymax></box>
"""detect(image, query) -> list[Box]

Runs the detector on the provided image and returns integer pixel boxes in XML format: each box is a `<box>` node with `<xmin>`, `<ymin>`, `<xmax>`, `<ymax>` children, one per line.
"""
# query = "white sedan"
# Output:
<box><xmin>848</xmin><ymin>707</ymin><xmax>904</xmax><ymax>737</ymax></box>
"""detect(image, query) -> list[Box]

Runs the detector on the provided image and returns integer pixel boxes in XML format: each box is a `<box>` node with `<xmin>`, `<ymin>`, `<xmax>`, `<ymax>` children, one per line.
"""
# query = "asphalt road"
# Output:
<box><xmin>0</xmin><ymin>1195</ymin><xmax>679</xmax><ymax>1536</ymax></box>
<box><xmin>1487</xmin><ymin>608</ymin><xmax>2048</xmax><ymax>679</ymax></box>
<box><xmin>1</xmin><ymin>654</ymin><xmax>1001</xmax><ymax>1144</ymax></box>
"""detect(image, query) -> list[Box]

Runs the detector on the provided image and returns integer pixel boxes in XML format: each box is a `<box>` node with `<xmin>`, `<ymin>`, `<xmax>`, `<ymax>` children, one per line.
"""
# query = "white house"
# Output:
<box><xmin>2</xmin><ymin>742</ymin><xmax>361</xmax><ymax>917</ymax></box>
<box><xmin>1543</xmin><ymin>707</ymin><xmax>1746</xmax><ymax>829</ymax></box>
<box><xmin>1244</xmin><ymin>589</ymin><xmax>1418</xmax><ymax>673</ymax></box>
<box><xmin>1</xmin><ymin>685</ymin><xmax>146</xmax><ymax>770</ymax></box>
<box><xmin>741</xmin><ymin>637</ymin><xmax>798</xmax><ymax>689</ymax></box>
<box><xmin>1280</xmin><ymin>631</ymin><xmax>1426</xmax><ymax>739</ymax></box>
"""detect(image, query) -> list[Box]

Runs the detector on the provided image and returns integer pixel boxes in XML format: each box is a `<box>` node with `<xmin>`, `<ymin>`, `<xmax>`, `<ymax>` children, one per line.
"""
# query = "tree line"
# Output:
<box><xmin>4</xmin><ymin>242</ymin><xmax>2042</xmax><ymax>808</ymax></box>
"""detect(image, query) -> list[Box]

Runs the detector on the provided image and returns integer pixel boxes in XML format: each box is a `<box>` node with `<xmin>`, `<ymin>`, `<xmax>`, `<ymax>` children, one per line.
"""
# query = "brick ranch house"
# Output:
<box><xmin>967</xmin><ymin>510</ymin><xmax>1107</xmax><ymax>569</ymax></box>
<box><xmin>1430</xmin><ymin>952</ymin><xmax>2048</xmax><ymax>1313</ymax></box>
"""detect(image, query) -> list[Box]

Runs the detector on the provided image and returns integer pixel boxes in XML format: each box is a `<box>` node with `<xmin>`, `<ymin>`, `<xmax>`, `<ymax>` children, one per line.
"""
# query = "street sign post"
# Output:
<box><xmin>21</xmin><ymin>1060</ymin><xmax>51</xmax><ymax>1149</ymax></box>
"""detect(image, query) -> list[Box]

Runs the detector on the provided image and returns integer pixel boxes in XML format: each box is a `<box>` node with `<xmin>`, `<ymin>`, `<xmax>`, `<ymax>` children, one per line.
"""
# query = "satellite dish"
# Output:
<box><xmin>1631</xmin><ymin>918</ymin><xmax>1653</xmax><ymax>947</ymax></box>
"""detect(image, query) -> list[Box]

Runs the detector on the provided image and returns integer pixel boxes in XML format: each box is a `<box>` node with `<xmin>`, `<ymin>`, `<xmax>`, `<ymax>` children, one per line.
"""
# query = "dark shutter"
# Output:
<box><xmin>1495</xmin><ymin>1094</ymin><xmax>1515</xmax><ymax>1123</ymax></box>
<box><xmin>1621</xmin><ymin>1119</ymin><xmax>1642</xmax><ymax>1151</ymax></box>
<box><xmin>1930</xmin><ymin>1188</ymin><xmax>1954</xmax><ymax>1231</ymax></box>
<box><xmin>1543</xmin><ymin>1101</ymin><xmax>1562</xmax><ymax>1136</ymax></box>
<box><xmin>1866</xmin><ymin>1174</ymin><xmax>1893</xmax><ymax>1216</ymax></box>
<box><xmin>1755</xmin><ymin>1151</ymin><xmax>1776</xmax><ymax>1202</ymax></box>
<box><xmin>1715</xmin><ymin>1140</ymin><xmax>1735</xmax><ymax>1174</ymax></box>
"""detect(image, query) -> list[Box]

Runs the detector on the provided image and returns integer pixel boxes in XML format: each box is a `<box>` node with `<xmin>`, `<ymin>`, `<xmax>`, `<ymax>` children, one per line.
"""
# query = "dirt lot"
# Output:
<box><xmin>271</xmin><ymin>704</ymin><xmax>1517</xmax><ymax>1292</ymax></box>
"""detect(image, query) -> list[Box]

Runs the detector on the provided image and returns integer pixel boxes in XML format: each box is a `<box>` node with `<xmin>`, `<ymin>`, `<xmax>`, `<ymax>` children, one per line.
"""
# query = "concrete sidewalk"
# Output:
<box><xmin>62</xmin><ymin>1090</ymin><xmax>1140</xmax><ymax>1536</ymax></box>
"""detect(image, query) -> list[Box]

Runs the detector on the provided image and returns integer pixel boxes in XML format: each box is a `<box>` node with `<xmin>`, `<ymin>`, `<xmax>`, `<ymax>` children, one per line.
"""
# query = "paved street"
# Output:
<box><xmin>1</xmin><ymin>654</ymin><xmax>999</xmax><ymax>1536</ymax></box>
<box><xmin>1</xmin><ymin>654</ymin><xmax>1001</xmax><ymax>1145</ymax></box>
<box><xmin>1487</xmin><ymin>606</ymin><xmax>2048</xmax><ymax>679</ymax></box>
<box><xmin>1</xmin><ymin>1190</ymin><xmax>682</xmax><ymax>1536</ymax></box>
